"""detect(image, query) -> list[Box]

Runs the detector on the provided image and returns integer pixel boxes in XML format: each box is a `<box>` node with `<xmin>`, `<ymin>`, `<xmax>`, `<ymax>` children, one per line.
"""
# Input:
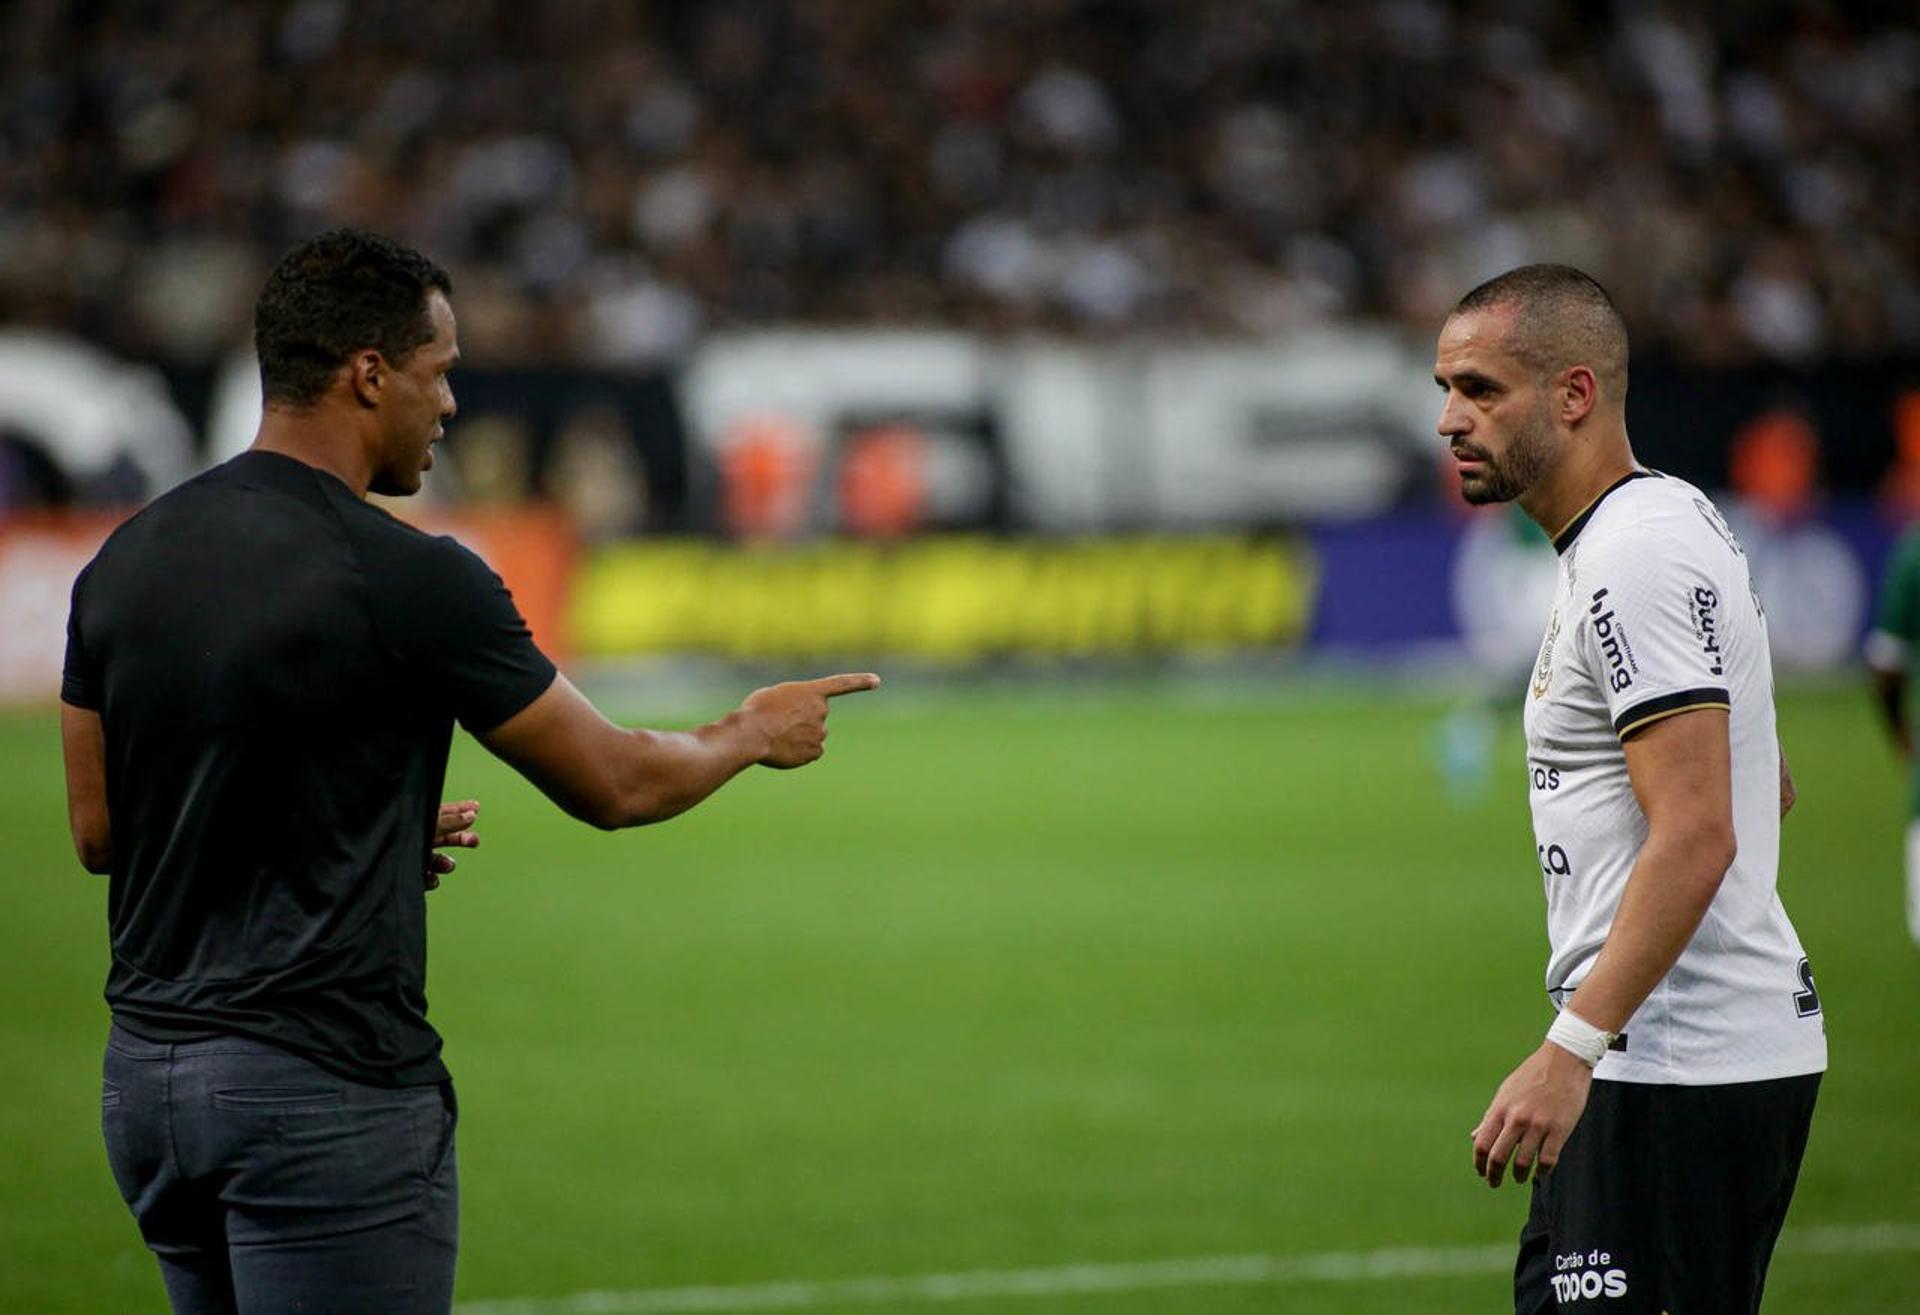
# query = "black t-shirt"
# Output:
<box><xmin>62</xmin><ymin>450</ymin><xmax>556</xmax><ymax>1087</ymax></box>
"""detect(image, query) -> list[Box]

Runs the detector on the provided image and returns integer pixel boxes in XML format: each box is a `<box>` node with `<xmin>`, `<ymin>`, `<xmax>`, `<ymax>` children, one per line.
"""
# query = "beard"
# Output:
<box><xmin>1457</xmin><ymin>408</ymin><xmax>1554</xmax><ymax>506</ymax></box>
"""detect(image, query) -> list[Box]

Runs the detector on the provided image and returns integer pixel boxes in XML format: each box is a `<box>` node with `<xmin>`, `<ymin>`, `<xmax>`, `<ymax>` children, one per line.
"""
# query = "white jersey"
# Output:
<box><xmin>1522</xmin><ymin>471</ymin><xmax>1826</xmax><ymax>1085</ymax></box>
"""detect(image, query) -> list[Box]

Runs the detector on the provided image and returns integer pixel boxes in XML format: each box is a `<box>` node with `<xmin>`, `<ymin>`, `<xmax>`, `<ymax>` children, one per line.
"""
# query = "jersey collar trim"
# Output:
<box><xmin>1550</xmin><ymin>470</ymin><xmax>1658</xmax><ymax>555</ymax></box>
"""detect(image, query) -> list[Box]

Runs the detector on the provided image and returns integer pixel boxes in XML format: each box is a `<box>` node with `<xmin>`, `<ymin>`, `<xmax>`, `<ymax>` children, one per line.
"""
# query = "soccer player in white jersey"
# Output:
<box><xmin>1433</xmin><ymin>265</ymin><xmax>1826</xmax><ymax>1314</ymax></box>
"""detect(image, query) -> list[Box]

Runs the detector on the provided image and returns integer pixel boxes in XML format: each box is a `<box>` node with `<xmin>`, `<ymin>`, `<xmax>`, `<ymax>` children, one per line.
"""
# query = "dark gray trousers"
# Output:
<box><xmin>102</xmin><ymin>1024</ymin><xmax>459</xmax><ymax>1315</ymax></box>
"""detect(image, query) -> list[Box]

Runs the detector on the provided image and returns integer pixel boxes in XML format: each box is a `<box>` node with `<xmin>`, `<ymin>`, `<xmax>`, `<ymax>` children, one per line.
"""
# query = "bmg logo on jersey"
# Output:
<box><xmin>1553</xmin><ymin>1250</ymin><xmax>1629</xmax><ymax>1303</ymax></box>
<box><xmin>1688</xmin><ymin>585</ymin><xmax>1725</xmax><ymax>676</ymax></box>
<box><xmin>1588</xmin><ymin>589</ymin><xmax>1638</xmax><ymax>693</ymax></box>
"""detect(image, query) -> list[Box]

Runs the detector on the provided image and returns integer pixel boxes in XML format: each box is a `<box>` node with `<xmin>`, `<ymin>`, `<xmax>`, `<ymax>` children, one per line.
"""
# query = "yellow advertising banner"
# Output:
<box><xmin>570</xmin><ymin>536</ymin><xmax>1317</xmax><ymax>660</ymax></box>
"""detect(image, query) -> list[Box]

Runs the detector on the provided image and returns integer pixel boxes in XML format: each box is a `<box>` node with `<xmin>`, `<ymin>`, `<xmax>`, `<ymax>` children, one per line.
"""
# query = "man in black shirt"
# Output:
<box><xmin>60</xmin><ymin>229</ymin><xmax>877</xmax><ymax>1314</ymax></box>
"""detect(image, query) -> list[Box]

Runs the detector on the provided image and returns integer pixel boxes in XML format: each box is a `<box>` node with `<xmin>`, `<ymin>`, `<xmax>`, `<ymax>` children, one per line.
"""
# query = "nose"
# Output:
<box><xmin>1436</xmin><ymin>391</ymin><xmax>1468</xmax><ymax>439</ymax></box>
<box><xmin>441</xmin><ymin>381</ymin><xmax>457</xmax><ymax>421</ymax></box>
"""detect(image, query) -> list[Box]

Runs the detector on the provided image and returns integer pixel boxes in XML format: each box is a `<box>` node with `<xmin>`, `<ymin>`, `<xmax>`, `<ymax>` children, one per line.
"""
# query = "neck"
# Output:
<box><xmin>1517</xmin><ymin>418</ymin><xmax>1636</xmax><ymax>542</ymax></box>
<box><xmin>252</xmin><ymin>404</ymin><xmax>373</xmax><ymax>498</ymax></box>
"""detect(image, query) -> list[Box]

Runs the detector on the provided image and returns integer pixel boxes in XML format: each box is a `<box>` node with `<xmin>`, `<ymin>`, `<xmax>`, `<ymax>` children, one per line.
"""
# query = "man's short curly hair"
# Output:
<box><xmin>254</xmin><ymin>229</ymin><xmax>452</xmax><ymax>407</ymax></box>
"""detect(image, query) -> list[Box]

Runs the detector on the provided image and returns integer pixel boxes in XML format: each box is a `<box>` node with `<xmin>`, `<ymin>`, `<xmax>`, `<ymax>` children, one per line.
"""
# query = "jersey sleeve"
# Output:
<box><xmin>370</xmin><ymin>531</ymin><xmax>558</xmax><ymax>733</ymax></box>
<box><xmin>60</xmin><ymin>562</ymin><xmax>101</xmax><ymax>710</ymax></box>
<box><xmin>1573</xmin><ymin>529</ymin><xmax>1732</xmax><ymax>740</ymax></box>
<box><xmin>1866</xmin><ymin>530</ymin><xmax>1920</xmax><ymax>672</ymax></box>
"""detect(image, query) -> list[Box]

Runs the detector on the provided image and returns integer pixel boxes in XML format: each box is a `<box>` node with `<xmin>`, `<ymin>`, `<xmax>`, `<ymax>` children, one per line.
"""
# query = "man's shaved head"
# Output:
<box><xmin>1450</xmin><ymin>264</ymin><xmax>1629</xmax><ymax>404</ymax></box>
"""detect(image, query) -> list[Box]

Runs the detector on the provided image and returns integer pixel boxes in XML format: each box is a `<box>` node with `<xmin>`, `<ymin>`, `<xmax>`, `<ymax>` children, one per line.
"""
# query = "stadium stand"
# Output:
<box><xmin>2</xmin><ymin>0</ymin><xmax>1915</xmax><ymax>368</ymax></box>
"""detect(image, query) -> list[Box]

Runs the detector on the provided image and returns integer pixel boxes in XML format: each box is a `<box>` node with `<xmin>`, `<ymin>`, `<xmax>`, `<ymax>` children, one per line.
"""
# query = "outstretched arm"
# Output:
<box><xmin>1472</xmin><ymin>707</ymin><xmax>1734</xmax><ymax>1187</ymax></box>
<box><xmin>478</xmin><ymin>671</ymin><xmax>879</xmax><ymax>830</ymax></box>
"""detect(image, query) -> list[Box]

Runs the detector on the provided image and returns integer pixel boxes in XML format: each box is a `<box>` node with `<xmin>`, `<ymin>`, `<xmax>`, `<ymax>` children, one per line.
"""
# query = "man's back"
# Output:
<box><xmin>65</xmin><ymin>449</ymin><xmax>554</xmax><ymax>1085</ymax></box>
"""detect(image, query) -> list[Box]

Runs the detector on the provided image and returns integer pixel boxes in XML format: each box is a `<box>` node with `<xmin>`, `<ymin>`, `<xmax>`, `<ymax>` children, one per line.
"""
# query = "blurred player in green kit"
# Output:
<box><xmin>1865</xmin><ymin>526</ymin><xmax>1920</xmax><ymax>949</ymax></box>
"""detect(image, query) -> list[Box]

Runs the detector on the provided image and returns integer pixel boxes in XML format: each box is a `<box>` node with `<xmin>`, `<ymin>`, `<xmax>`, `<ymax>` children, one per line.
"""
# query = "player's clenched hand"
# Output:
<box><xmin>1471</xmin><ymin>1042</ymin><xmax>1593</xmax><ymax>1188</ymax></box>
<box><xmin>742</xmin><ymin>673</ymin><xmax>881</xmax><ymax>768</ymax></box>
<box><xmin>426</xmin><ymin>799</ymin><xmax>479</xmax><ymax>890</ymax></box>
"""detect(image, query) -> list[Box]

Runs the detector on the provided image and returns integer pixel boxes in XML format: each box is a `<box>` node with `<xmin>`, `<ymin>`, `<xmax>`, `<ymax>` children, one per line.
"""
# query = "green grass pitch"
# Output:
<box><xmin>2</xmin><ymin>681</ymin><xmax>1915</xmax><ymax>1312</ymax></box>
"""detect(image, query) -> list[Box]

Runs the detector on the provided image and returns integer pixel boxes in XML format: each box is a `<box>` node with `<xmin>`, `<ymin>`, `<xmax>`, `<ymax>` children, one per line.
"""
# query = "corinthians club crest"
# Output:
<box><xmin>1532</xmin><ymin>610</ymin><xmax>1561</xmax><ymax>699</ymax></box>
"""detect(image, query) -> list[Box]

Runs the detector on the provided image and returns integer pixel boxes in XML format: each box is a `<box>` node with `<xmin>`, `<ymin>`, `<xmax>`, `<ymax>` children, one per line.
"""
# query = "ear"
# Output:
<box><xmin>1560</xmin><ymin>365</ymin><xmax>1598</xmax><ymax>426</ymax></box>
<box><xmin>348</xmin><ymin>350</ymin><xmax>385</xmax><ymax>409</ymax></box>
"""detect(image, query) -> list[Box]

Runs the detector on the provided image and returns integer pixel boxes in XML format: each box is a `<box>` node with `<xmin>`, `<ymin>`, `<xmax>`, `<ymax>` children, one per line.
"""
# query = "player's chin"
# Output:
<box><xmin>1459</xmin><ymin>475</ymin><xmax>1506</xmax><ymax>507</ymax></box>
<box><xmin>370</xmin><ymin>468</ymin><xmax>426</xmax><ymax>497</ymax></box>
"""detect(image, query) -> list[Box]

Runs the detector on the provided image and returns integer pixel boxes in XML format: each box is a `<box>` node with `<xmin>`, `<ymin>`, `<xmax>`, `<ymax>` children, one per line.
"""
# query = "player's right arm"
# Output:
<box><xmin>1472</xmin><ymin>706</ymin><xmax>1736</xmax><ymax>1190</ymax></box>
<box><xmin>61</xmin><ymin>564</ymin><xmax>112</xmax><ymax>874</ymax></box>
<box><xmin>478</xmin><ymin>671</ymin><xmax>879</xmax><ymax>829</ymax></box>
<box><xmin>60</xmin><ymin>703</ymin><xmax>112</xmax><ymax>873</ymax></box>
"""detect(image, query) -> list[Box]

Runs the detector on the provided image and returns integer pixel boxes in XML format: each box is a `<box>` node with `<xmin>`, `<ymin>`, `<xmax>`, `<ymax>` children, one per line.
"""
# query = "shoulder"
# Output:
<box><xmin>1579</xmin><ymin>475</ymin><xmax>1737</xmax><ymax>579</ymax></box>
<box><xmin>96</xmin><ymin>453</ymin><xmax>352</xmax><ymax>552</ymax></box>
<box><xmin>343</xmin><ymin>506</ymin><xmax>553</xmax><ymax>716</ymax></box>
<box><xmin>79</xmin><ymin>462</ymin><xmax>236</xmax><ymax>579</ymax></box>
<box><xmin>345</xmin><ymin>506</ymin><xmax>500</xmax><ymax>601</ymax></box>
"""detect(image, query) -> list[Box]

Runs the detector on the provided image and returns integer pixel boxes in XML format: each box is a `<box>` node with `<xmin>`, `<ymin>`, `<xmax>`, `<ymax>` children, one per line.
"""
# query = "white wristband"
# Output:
<box><xmin>1546</xmin><ymin>1008</ymin><xmax>1616</xmax><ymax>1068</ymax></box>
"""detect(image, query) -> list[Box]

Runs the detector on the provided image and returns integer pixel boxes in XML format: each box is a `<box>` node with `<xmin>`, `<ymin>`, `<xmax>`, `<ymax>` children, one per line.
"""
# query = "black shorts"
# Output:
<box><xmin>1514</xmin><ymin>1073</ymin><xmax>1821</xmax><ymax>1314</ymax></box>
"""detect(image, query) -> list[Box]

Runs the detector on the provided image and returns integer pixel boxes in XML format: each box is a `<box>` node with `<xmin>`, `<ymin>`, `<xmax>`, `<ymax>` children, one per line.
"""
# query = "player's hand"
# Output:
<box><xmin>427</xmin><ymin>799</ymin><xmax>480</xmax><ymax>890</ymax></box>
<box><xmin>742</xmin><ymin>673</ymin><xmax>881</xmax><ymax>769</ymax></box>
<box><xmin>1470</xmin><ymin>1041</ymin><xmax>1593</xmax><ymax>1188</ymax></box>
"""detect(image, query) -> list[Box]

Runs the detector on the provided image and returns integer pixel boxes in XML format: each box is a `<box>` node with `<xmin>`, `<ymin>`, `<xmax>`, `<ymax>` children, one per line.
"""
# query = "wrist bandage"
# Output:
<box><xmin>1546</xmin><ymin>1008</ymin><xmax>1616</xmax><ymax>1067</ymax></box>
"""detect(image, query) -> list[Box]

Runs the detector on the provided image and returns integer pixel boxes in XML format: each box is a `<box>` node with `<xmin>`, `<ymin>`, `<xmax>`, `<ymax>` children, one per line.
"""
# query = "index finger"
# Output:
<box><xmin>809</xmin><ymin>672</ymin><xmax>882</xmax><ymax>698</ymax></box>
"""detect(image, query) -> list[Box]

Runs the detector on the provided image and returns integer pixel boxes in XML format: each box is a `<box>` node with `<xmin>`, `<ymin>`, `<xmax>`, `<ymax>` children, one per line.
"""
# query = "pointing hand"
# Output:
<box><xmin>743</xmin><ymin>673</ymin><xmax>881</xmax><ymax>769</ymax></box>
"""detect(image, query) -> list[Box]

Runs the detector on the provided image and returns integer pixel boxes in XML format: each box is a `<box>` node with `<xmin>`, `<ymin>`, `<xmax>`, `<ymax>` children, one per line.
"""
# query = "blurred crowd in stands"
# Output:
<box><xmin>2</xmin><ymin>0</ymin><xmax>1916</xmax><ymax>369</ymax></box>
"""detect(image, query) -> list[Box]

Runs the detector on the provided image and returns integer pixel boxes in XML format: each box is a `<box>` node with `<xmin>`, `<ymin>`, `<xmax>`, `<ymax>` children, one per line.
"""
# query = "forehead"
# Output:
<box><xmin>422</xmin><ymin>290</ymin><xmax>458</xmax><ymax>353</ymax></box>
<box><xmin>1434</xmin><ymin>304</ymin><xmax>1523</xmax><ymax>375</ymax></box>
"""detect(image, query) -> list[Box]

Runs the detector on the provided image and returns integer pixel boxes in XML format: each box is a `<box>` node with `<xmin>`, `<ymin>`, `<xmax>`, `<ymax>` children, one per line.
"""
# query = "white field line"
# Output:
<box><xmin>454</xmin><ymin>1221</ymin><xmax>1920</xmax><ymax>1315</ymax></box>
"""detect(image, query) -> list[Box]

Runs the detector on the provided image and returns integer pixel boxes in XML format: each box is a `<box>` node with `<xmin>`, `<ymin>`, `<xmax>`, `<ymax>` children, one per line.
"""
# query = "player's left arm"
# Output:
<box><xmin>1568</xmin><ymin>706</ymin><xmax>1736</xmax><ymax>1028</ymax></box>
<box><xmin>1472</xmin><ymin>707</ymin><xmax>1734</xmax><ymax>1187</ymax></box>
<box><xmin>60</xmin><ymin>703</ymin><xmax>112</xmax><ymax>874</ymax></box>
